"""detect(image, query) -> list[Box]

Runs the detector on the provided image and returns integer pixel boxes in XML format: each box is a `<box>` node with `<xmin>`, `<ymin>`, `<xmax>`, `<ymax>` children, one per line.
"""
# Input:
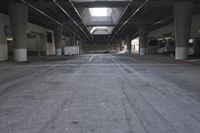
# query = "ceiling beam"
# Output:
<box><xmin>86</xmin><ymin>20</ymin><xmax>155</xmax><ymax>27</ymax></box>
<box><xmin>87</xmin><ymin>22</ymin><xmax>114</xmax><ymax>27</ymax></box>
<box><xmin>27</xmin><ymin>1</ymin><xmax>175</xmax><ymax>9</ymax></box>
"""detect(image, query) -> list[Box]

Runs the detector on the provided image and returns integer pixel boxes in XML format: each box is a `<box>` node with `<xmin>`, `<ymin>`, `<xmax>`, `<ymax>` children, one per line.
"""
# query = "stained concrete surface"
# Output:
<box><xmin>0</xmin><ymin>54</ymin><xmax>200</xmax><ymax>133</ymax></box>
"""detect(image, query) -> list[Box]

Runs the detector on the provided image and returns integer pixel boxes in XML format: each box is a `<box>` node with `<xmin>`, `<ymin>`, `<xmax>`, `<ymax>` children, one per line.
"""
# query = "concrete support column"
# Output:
<box><xmin>119</xmin><ymin>40</ymin><xmax>123</xmax><ymax>51</ymax></box>
<box><xmin>139</xmin><ymin>25</ymin><xmax>148</xmax><ymax>55</ymax></box>
<box><xmin>54</xmin><ymin>26</ymin><xmax>63</xmax><ymax>55</ymax></box>
<box><xmin>125</xmin><ymin>34</ymin><xmax>131</xmax><ymax>55</ymax></box>
<box><xmin>9</xmin><ymin>3</ymin><xmax>28</xmax><ymax>61</ymax></box>
<box><xmin>79</xmin><ymin>41</ymin><xmax>83</xmax><ymax>54</ymax></box>
<box><xmin>174</xmin><ymin>1</ymin><xmax>193</xmax><ymax>60</ymax></box>
<box><xmin>70</xmin><ymin>35</ymin><xmax>76</xmax><ymax>46</ymax></box>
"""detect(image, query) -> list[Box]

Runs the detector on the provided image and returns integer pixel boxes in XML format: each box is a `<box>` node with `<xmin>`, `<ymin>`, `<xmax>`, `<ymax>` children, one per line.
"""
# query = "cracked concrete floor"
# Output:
<box><xmin>0</xmin><ymin>54</ymin><xmax>200</xmax><ymax>133</ymax></box>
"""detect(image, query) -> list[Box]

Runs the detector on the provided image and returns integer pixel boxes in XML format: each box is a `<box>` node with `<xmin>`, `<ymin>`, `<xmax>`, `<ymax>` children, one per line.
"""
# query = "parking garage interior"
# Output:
<box><xmin>1</xmin><ymin>0</ymin><xmax>200</xmax><ymax>133</ymax></box>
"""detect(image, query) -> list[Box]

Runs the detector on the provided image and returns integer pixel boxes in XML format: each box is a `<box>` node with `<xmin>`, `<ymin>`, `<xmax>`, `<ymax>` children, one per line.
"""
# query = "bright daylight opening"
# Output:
<box><xmin>89</xmin><ymin>8</ymin><xmax>111</xmax><ymax>17</ymax></box>
<box><xmin>90</xmin><ymin>26</ymin><xmax>108</xmax><ymax>34</ymax></box>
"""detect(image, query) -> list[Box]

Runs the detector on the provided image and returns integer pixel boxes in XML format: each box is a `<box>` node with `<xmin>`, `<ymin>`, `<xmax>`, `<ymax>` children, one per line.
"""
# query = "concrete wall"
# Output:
<box><xmin>0</xmin><ymin>12</ymin><xmax>56</xmax><ymax>60</ymax></box>
<box><xmin>27</xmin><ymin>23</ymin><xmax>56</xmax><ymax>55</ymax></box>
<box><xmin>148</xmin><ymin>24</ymin><xmax>174</xmax><ymax>39</ymax></box>
<box><xmin>27</xmin><ymin>37</ymin><xmax>38</xmax><ymax>52</ymax></box>
<box><xmin>27</xmin><ymin>34</ymin><xmax>46</xmax><ymax>56</ymax></box>
<box><xmin>148</xmin><ymin>14</ymin><xmax>200</xmax><ymax>39</ymax></box>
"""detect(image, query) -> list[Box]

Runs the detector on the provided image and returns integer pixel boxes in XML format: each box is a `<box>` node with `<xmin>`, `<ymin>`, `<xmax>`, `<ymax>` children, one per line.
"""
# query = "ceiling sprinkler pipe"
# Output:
<box><xmin>106</xmin><ymin>0</ymin><xmax>132</xmax><ymax>45</ymax></box>
<box><xmin>19</xmin><ymin>0</ymin><xmax>81</xmax><ymax>39</ymax></box>
<box><xmin>69</xmin><ymin>0</ymin><xmax>96</xmax><ymax>45</ymax></box>
<box><xmin>53</xmin><ymin>0</ymin><xmax>92</xmax><ymax>44</ymax></box>
<box><xmin>109</xmin><ymin>0</ymin><xmax>149</xmax><ymax>45</ymax></box>
<box><xmin>117</xmin><ymin>0</ymin><xmax>198</xmax><ymax>43</ymax></box>
<box><xmin>150</xmin><ymin>2</ymin><xmax>199</xmax><ymax>30</ymax></box>
<box><xmin>110</xmin><ymin>0</ymin><xmax>149</xmax><ymax>44</ymax></box>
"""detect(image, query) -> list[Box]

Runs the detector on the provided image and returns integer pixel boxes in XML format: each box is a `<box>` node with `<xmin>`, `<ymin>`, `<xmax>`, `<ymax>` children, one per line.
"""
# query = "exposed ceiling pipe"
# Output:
<box><xmin>151</xmin><ymin>17</ymin><xmax>173</xmax><ymax>27</ymax></box>
<box><xmin>150</xmin><ymin>2</ymin><xmax>199</xmax><ymax>29</ymax></box>
<box><xmin>109</xmin><ymin>0</ymin><xmax>149</xmax><ymax>45</ymax></box>
<box><xmin>112</xmin><ymin>15</ymin><xmax>172</xmax><ymax>45</ymax></box>
<box><xmin>106</xmin><ymin>0</ymin><xmax>132</xmax><ymax>45</ymax></box>
<box><xmin>111</xmin><ymin>0</ymin><xmax>200</xmax><ymax>46</ymax></box>
<box><xmin>112</xmin><ymin>0</ymin><xmax>200</xmax><ymax>45</ymax></box>
<box><xmin>52</xmin><ymin>0</ymin><xmax>92</xmax><ymax>44</ymax></box>
<box><xmin>19</xmin><ymin>0</ymin><xmax>81</xmax><ymax>40</ymax></box>
<box><xmin>112</xmin><ymin>26</ymin><xmax>138</xmax><ymax>45</ymax></box>
<box><xmin>112</xmin><ymin>16</ymin><xmax>174</xmax><ymax>45</ymax></box>
<box><xmin>69</xmin><ymin>0</ymin><xmax>96</xmax><ymax>45</ymax></box>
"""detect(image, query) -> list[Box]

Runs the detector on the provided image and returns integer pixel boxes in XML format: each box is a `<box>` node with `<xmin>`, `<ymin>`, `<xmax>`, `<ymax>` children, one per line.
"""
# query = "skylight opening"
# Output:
<box><xmin>89</xmin><ymin>8</ymin><xmax>111</xmax><ymax>17</ymax></box>
<box><xmin>90</xmin><ymin>26</ymin><xmax>109</xmax><ymax>34</ymax></box>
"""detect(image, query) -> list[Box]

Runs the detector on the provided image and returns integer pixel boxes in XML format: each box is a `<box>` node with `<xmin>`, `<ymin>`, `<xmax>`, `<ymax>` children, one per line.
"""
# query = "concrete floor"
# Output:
<box><xmin>0</xmin><ymin>54</ymin><xmax>200</xmax><ymax>133</ymax></box>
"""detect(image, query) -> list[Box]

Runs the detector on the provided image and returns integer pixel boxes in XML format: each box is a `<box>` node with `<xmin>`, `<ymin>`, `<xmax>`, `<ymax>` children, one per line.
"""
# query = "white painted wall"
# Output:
<box><xmin>0</xmin><ymin>12</ymin><xmax>56</xmax><ymax>61</ymax></box>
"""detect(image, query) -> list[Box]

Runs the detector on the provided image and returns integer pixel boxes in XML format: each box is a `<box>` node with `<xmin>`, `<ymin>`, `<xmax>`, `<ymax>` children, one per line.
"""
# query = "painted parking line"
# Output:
<box><xmin>88</xmin><ymin>55</ymin><xmax>95</xmax><ymax>62</ymax></box>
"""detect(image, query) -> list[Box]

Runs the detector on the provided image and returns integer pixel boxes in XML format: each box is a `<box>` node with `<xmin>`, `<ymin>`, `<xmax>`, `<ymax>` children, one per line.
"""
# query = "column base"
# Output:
<box><xmin>14</xmin><ymin>49</ymin><xmax>27</xmax><ymax>62</ymax></box>
<box><xmin>140</xmin><ymin>48</ymin><xmax>146</xmax><ymax>55</ymax></box>
<box><xmin>175</xmin><ymin>47</ymin><xmax>188</xmax><ymax>60</ymax></box>
<box><xmin>56</xmin><ymin>48</ymin><xmax>62</xmax><ymax>56</ymax></box>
